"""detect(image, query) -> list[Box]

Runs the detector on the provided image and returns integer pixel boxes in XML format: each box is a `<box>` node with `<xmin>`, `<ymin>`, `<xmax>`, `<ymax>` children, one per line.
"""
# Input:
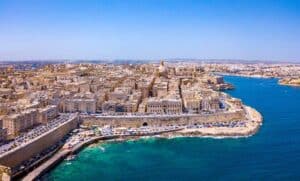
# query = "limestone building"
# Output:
<box><xmin>0</xmin><ymin>119</ymin><xmax>7</xmax><ymax>142</ymax></box>
<box><xmin>60</xmin><ymin>98</ymin><xmax>96</xmax><ymax>114</ymax></box>
<box><xmin>37</xmin><ymin>105</ymin><xmax>59</xmax><ymax>124</ymax></box>
<box><xmin>3</xmin><ymin>109</ymin><xmax>38</xmax><ymax>137</ymax></box>
<box><xmin>146</xmin><ymin>98</ymin><xmax>182</xmax><ymax>114</ymax></box>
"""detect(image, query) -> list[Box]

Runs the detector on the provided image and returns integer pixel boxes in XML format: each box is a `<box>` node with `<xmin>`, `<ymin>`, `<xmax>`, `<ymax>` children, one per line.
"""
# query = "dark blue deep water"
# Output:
<box><xmin>44</xmin><ymin>76</ymin><xmax>300</xmax><ymax>180</ymax></box>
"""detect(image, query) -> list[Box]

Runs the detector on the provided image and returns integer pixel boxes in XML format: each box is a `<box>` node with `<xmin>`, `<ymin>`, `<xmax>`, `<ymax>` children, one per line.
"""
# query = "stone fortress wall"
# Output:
<box><xmin>82</xmin><ymin>110</ymin><xmax>245</xmax><ymax>128</ymax></box>
<box><xmin>0</xmin><ymin>109</ymin><xmax>245</xmax><ymax>169</ymax></box>
<box><xmin>0</xmin><ymin>115</ymin><xmax>78</xmax><ymax>169</ymax></box>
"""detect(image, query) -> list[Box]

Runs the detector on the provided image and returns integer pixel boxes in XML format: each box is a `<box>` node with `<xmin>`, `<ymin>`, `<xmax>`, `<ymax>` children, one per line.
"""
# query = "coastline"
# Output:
<box><xmin>22</xmin><ymin>105</ymin><xmax>262</xmax><ymax>180</ymax></box>
<box><xmin>278</xmin><ymin>82</ymin><xmax>300</xmax><ymax>87</ymax></box>
<box><xmin>216</xmin><ymin>72</ymin><xmax>274</xmax><ymax>79</ymax></box>
<box><xmin>22</xmin><ymin>129</ymin><xmax>182</xmax><ymax>180</ymax></box>
<box><xmin>218</xmin><ymin>72</ymin><xmax>300</xmax><ymax>88</ymax></box>
<box><xmin>166</xmin><ymin>106</ymin><xmax>262</xmax><ymax>138</ymax></box>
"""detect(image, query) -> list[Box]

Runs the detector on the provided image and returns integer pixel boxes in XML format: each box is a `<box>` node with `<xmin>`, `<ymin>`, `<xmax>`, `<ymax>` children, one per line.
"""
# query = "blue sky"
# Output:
<box><xmin>0</xmin><ymin>0</ymin><xmax>299</xmax><ymax>62</ymax></box>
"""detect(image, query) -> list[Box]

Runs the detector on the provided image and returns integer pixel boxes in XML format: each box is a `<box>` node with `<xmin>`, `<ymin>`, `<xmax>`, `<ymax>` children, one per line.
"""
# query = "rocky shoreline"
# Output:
<box><xmin>162</xmin><ymin>106</ymin><xmax>262</xmax><ymax>138</ymax></box>
<box><xmin>278</xmin><ymin>78</ymin><xmax>300</xmax><ymax>87</ymax></box>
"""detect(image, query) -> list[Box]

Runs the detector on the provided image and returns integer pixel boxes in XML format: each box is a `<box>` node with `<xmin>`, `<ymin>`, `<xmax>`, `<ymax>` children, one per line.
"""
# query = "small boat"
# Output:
<box><xmin>65</xmin><ymin>155</ymin><xmax>76</xmax><ymax>161</ymax></box>
<box><xmin>99</xmin><ymin>146</ymin><xmax>105</xmax><ymax>152</ymax></box>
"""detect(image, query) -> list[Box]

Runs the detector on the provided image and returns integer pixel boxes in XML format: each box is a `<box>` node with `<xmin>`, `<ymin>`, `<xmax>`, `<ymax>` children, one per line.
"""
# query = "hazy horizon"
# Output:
<box><xmin>1</xmin><ymin>0</ymin><xmax>300</xmax><ymax>62</ymax></box>
<box><xmin>1</xmin><ymin>58</ymin><xmax>300</xmax><ymax>64</ymax></box>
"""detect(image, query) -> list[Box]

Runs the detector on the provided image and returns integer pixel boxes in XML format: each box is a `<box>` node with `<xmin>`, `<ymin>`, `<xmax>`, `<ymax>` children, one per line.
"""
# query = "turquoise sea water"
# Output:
<box><xmin>44</xmin><ymin>76</ymin><xmax>300</xmax><ymax>180</ymax></box>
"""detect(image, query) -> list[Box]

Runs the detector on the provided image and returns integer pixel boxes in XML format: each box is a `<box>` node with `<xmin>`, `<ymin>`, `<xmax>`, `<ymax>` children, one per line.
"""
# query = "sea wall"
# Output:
<box><xmin>81</xmin><ymin>110</ymin><xmax>245</xmax><ymax>127</ymax></box>
<box><xmin>173</xmin><ymin>106</ymin><xmax>263</xmax><ymax>137</ymax></box>
<box><xmin>0</xmin><ymin>115</ymin><xmax>79</xmax><ymax>169</ymax></box>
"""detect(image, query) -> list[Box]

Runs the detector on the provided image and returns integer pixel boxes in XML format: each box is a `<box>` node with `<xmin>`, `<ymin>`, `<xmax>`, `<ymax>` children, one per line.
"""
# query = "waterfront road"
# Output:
<box><xmin>22</xmin><ymin>149</ymin><xmax>70</xmax><ymax>181</ymax></box>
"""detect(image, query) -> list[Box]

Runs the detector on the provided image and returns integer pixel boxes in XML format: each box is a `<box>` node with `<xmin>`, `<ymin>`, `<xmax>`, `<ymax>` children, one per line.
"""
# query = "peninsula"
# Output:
<box><xmin>278</xmin><ymin>77</ymin><xmax>300</xmax><ymax>87</ymax></box>
<box><xmin>0</xmin><ymin>61</ymin><xmax>262</xmax><ymax>180</ymax></box>
<box><xmin>200</xmin><ymin>62</ymin><xmax>300</xmax><ymax>87</ymax></box>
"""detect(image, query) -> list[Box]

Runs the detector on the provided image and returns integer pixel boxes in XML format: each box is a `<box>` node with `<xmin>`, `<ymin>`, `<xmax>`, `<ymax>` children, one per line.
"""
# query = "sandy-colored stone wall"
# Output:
<box><xmin>82</xmin><ymin>110</ymin><xmax>245</xmax><ymax>128</ymax></box>
<box><xmin>0</xmin><ymin>115</ymin><xmax>78</xmax><ymax>168</ymax></box>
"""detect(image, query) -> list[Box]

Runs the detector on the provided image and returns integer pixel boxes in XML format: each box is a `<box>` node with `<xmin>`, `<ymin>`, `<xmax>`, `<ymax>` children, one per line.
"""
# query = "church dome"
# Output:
<box><xmin>158</xmin><ymin>61</ymin><xmax>168</xmax><ymax>77</ymax></box>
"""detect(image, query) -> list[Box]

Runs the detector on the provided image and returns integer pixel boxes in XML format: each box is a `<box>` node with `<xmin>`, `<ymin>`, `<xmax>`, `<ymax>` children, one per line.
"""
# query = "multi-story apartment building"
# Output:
<box><xmin>0</xmin><ymin>119</ymin><xmax>7</xmax><ymax>142</ymax></box>
<box><xmin>60</xmin><ymin>98</ymin><xmax>96</xmax><ymax>114</ymax></box>
<box><xmin>3</xmin><ymin>109</ymin><xmax>38</xmax><ymax>137</ymax></box>
<box><xmin>37</xmin><ymin>105</ymin><xmax>59</xmax><ymax>124</ymax></box>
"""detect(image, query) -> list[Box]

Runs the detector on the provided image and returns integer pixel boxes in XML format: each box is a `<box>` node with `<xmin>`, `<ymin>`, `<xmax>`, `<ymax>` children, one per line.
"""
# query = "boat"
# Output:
<box><xmin>99</xmin><ymin>146</ymin><xmax>105</xmax><ymax>152</ymax></box>
<box><xmin>65</xmin><ymin>155</ymin><xmax>76</xmax><ymax>161</ymax></box>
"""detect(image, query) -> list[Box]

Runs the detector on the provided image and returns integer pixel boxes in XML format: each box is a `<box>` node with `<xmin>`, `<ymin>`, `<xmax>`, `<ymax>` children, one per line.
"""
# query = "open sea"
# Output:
<box><xmin>43</xmin><ymin>76</ymin><xmax>300</xmax><ymax>180</ymax></box>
